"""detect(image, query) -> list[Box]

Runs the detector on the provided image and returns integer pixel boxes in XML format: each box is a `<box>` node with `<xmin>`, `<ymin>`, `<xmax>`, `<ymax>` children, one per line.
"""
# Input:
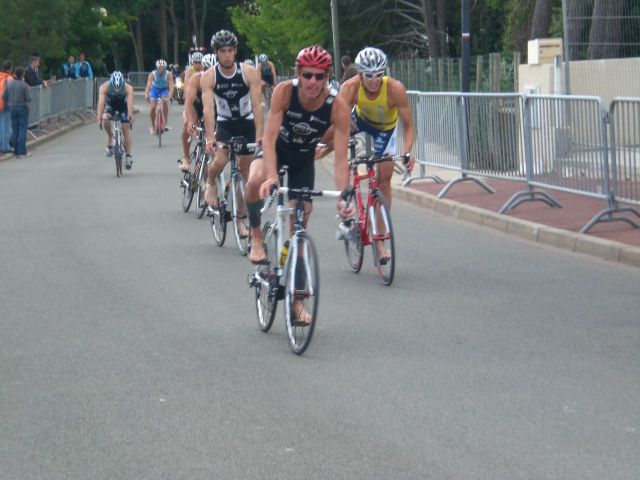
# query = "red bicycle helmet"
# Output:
<box><xmin>295</xmin><ymin>45</ymin><xmax>332</xmax><ymax>71</ymax></box>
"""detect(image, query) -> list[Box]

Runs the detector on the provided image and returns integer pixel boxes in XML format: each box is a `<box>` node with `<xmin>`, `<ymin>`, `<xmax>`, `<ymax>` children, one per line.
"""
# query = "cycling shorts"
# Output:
<box><xmin>105</xmin><ymin>102</ymin><xmax>129</xmax><ymax>123</ymax></box>
<box><xmin>276</xmin><ymin>143</ymin><xmax>315</xmax><ymax>202</ymax></box>
<box><xmin>351</xmin><ymin>109</ymin><xmax>398</xmax><ymax>157</ymax></box>
<box><xmin>150</xmin><ymin>87</ymin><xmax>170</xmax><ymax>101</ymax></box>
<box><xmin>215</xmin><ymin>120</ymin><xmax>256</xmax><ymax>155</ymax></box>
<box><xmin>262</xmin><ymin>75</ymin><xmax>274</xmax><ymax>86</ymax></box>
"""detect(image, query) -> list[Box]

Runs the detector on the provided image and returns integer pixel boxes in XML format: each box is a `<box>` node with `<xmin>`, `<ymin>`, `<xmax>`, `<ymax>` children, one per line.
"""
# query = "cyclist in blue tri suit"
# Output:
<box><xmin>144</xmin><ymin>59</ymin><xmax>174</xmax><ymax>135</ymax></box>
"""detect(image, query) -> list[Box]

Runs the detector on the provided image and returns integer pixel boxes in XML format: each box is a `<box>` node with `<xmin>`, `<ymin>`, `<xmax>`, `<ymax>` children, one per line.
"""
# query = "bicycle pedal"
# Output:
<box><xmin>276</xmin><ymin>284</ymin><xmax>285</xmax><ymax>300</ymax></box>
<box><xmin>224</xmin><ymin>211</ymin><xmax>233</xmax><ymax>222</ymax></box>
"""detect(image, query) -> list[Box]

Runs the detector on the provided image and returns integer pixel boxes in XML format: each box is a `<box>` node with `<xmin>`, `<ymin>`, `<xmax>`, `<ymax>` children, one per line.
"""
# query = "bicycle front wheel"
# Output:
<box><xmin>368</xmin><ymin>192</ymin><xmax>395</xmax><ymax>285</ymax></box>
<box><xmin>114</xmin><ymin>146</ymin><xmax>122</xmax><ymax>178</ymax></box>
<box><xmin>343</xmin><ymin>191</ymin><xmax>364</xmax><ymax>272</ymax></box>
<box><xmin>231</xmin><ymin>175</ymin><xmax>249</xmax><ymax>256</ymax></box>
<box><xmin>255</xmin><ymin>221</ymin><xmax>279</xmax><ymax>332</ymax></box>
<box><xmin>209</xmin><ymin>174</ymin><xmax>227</xmax><ymax>246</ymax></box>
<box><xmin>284</xmin><ymin>233</ymin><xmax>319</xmax><ymax>355</ymax></box>
<box><xmin>181</xmin><ymin>149</ymin><xmax>198</xmax><ymax>213</ymax></box>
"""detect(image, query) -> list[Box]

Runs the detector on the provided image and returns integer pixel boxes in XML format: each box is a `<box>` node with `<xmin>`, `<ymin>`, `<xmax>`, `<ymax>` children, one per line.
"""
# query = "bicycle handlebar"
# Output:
<box><xmin>261</xmin><ymin>185</ymin><xmax>343</xmax><ymax>214</ymax></box>
<box><xmin>350</xmin><ymin>152</ymin><xmax>410</xmax><ymax>166</ymax></box>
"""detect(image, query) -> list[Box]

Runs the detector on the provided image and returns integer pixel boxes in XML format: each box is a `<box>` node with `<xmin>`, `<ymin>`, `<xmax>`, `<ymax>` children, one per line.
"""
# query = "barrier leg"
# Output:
<box><xmin>499</xmin><ymin>185</ymin><xmax>563</xmax><ymax>213</ymax></box>
<box><xmin>436</xmin><ymin>173</ymin><xmax>495</xmax><ymax>199</ymax></box>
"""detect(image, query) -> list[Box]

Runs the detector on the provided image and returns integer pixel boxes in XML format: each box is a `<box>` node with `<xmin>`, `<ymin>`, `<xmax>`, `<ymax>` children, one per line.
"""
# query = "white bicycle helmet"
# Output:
<box><xmin>109</xmin><ymin>71</ymin><xmax>125</xmax><ymax>90</ymax></box>
<box><xmin>211</xmin><ymin>30</ymin><xmax>238</xmax><ymax>50</ymax></box>
<box><xmin>155</xmin><ymin>59</ymin><xmax>167</xmax><ymax>69</ymax></box>
<box><xmin>258</xmin><ymin>53</ymin><xmax>268</xmax><ymax>63</ymax></box>
<box><xmin>191</xmin><ymin>51</ymin><xmax>203</xmax><ymax>63</ymax></box>
<box><xmin>354</xmin><ymin>47</ymin><xmax>387</xmax><ymax>73</ymax></box>
<box><xmin>202</xmin><ymin>53</ymin><xmax>216</xmax><ymax>68</ymax></box>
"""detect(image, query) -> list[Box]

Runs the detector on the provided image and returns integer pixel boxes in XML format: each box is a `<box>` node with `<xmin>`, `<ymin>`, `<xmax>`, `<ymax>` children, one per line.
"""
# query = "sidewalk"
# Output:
<box><xmin>322</xmin><ymin>156</ymin><xmax>640</xmax><ymax>268</ymax></box>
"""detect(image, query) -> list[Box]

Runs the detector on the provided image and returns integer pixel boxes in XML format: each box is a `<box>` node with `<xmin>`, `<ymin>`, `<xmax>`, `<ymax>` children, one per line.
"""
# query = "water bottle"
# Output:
<box><xmin>279</xmin><ymin>240</ymin><xmax>290</xmax><ymax>267</ymax></box>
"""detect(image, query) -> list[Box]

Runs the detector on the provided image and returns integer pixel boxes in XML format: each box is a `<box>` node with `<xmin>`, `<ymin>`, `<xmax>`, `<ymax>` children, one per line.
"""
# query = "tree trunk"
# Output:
<box><xmin>168</xmin><ymin>0</ymin><xmax>180</xmax><ymax>65</ymax></box>
<box><xmin>199</xmin><ymin>0</ymin><xmax>207</xmax><ymax>47</ymax></box>
<box><xmin>190</xmin><ymin>0</ymin><xmax>198</xmax><ymax>47</ymax></box>
<box><xmin>530</xmin><ymin>0</ymin><xmax>553</xmax><ymax>39</ymax></box>
<box><xmin>567</xmin><ymin>0</ymin><xmax>591</xmax><ymax>60</ymax></box>
<box><xmin>435</xmin><ymin>0</ymin><xmax>448</xmax><ymax>57</ymax></box>
<box><xmin>127</xmin><ymin>20</ymin><xmax>144</xmax><ymax>71</ymax></box>
<box><xmin>160</xmin><ymin>0</ymin><xmax>168</xmax><ymax>59</ymax></box>
<box><xmin>588</xmin><ymin>0</ymin><xmax>625</xmax><ymax>59</ymax></box>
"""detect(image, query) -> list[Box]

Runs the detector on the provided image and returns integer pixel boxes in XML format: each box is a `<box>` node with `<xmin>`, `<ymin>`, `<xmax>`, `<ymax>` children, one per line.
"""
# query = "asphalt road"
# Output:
<box><xmin>1</xmin><ymin>102</ymin><xmax>639</xmax><ymax>479</ymax></box>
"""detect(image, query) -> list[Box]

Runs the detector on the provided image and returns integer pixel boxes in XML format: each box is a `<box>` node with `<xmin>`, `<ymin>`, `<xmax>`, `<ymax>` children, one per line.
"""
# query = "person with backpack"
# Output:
<box><xmin>0</xmin><ymin>60</ymin><xmax>14</xmax><ymax>153</ymax></box>
<box><xmin>75</xmin><ymin>53</ymin><xmax>93</xmax><ymax>79</ymax></box>
<box><xmin>2</xmin><ymin>66</ymin><xmax>32</xmax><ymax>157</ymax></box>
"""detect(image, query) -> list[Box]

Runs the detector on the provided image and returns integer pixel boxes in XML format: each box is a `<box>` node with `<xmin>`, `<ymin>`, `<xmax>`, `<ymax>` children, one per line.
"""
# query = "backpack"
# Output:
<box><xmin>79</xmin><ymin>62</ymin><xmax>90</xmax><ymax>78</ymax></box>
<box><xmin>0</xmin><ymin>73</ymin><xmax>12</xmax><ymax>111</ymax></box>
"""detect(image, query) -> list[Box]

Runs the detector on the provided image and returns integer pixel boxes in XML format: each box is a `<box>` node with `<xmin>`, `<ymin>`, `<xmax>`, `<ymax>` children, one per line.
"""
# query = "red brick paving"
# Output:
<box><xmin>405</xmin><ymin>177</ymin><xmax>640</xmax><ymax>248</ymax></box>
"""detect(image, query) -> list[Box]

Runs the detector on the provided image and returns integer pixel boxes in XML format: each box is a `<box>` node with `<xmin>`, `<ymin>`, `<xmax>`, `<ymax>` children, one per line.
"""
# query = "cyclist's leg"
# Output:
<box><xmin>245</xmin><ymin>154</ymin><xmax>268</xmax><ymax>264</ymax></box>
<box><xmin>102</xmin><ymin>112</ymin><xmax>113</xmax><ymax>153</ymax></box>
<box><xmin>286</xmin><ymin>157</ymin><xmax>315</xmax><ymax>323</ymax></box>
<box><xmin>162</xmin><ymin>92</ymin><xmax>170</xmax><ymax>127</ymax></box>
<box><xmin>149</xmin><ymin>98</ymin><xmax>157</xmax><ymax>135</ymax></box>
<box><xmin>204</xmin><ymin>147</ymin><xmax>229</xmax><ymax>207</ymax></box>
<box><xmin>372</xmin><ymin>128</ymin><xmax>397</xmax><ymax>259</ymax></box>
<box><xmin>179</xmin><ymin>110</ymin><xmax>190</xmax><ymax>171</ymax></box>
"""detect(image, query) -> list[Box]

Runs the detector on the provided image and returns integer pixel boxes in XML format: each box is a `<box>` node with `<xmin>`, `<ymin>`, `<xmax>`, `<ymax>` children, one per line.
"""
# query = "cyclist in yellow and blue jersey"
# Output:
<box><xmin>144</xmin><ymin>59</ymin><xmax>174</xmax><ymax>135</ymax></box>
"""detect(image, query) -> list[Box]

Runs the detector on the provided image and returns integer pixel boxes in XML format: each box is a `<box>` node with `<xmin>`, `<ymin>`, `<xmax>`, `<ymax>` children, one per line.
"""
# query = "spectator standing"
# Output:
<box><xmin>75</xmin><ymin>53</ymin><xmax>93</xmax><ymax>78</ymax></box>
<box><xmin>24</xmin><ymin>55</ymin><xmax>45</xmax><ymax>87</ymax></box>
<box><xmin>0</xmin><ymin>60</ymin><xmax>14</xmax><ymax>153</ymax></box>
<box><xmin>60</xmin><ymin>55</ymin><xmax>77</xmax><ymax>80</ymax></box>
<box><xmin>340</xmin><ymin>55</ymin><xmax>359</xmax><ymax>83</ymax></box>
<box><xmin>2</xmin><ymin>66</ymin><xmax>32</xmax><ymax>157</ymax></box>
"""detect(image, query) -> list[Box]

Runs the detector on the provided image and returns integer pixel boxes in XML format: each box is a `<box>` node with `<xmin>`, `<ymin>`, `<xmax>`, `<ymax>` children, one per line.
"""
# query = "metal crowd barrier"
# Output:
<box><xmin>27</xmin><ymin>78</ymin><xmax>95</xmax><ymax>137</ymax></box>
<box><xmin>127</xmin><ymin>72</ymin><xmax>149</xmax><ymax>89</ymax></box>
<box><xmin>401</xmin><ymin>91</ymin><xmax>640</xmax><ymax>233</ymax></box>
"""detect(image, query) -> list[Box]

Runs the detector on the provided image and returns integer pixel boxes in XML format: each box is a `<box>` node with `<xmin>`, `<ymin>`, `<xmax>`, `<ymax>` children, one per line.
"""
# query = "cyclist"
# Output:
<box><xmin>144</xmin><ymin>59</ymin><xmax>174</xmax><ymax>135</ymax></box>
<box><xmin>96</xmin><ymin>71</ymin><xmax>135</xmax><ymax>169</ymax></box>
<box><xmin>317</xmin><ymin>47</ymin><xmax>415</xmax><ymax>260</ymax></box>
<box><xmin>178</xmin><ymin>52</ymin><xmax>206</xmax><ymax>171</ymax></box>
<box><xmin>258</xmin><ymin>53</ymin><xmax>276</xmax><ymax>103</ymax></box>
<box><xmin>245</xmin><ymin>46</ymin><xmax>351</xmax><ymax>260</ymax></box>
<box><xmin>201</xmin><ymin>29</ymin><xmax>264</xmax><ymax>239</ymax></box>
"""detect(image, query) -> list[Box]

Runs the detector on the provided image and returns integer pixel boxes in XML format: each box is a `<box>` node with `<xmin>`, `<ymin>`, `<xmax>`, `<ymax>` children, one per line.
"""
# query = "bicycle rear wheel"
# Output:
<box><xmin>284</xmin><ymin>233</ymin><xmax>319</xmax><ymax>355</ymax></box>
<box><xmin>196</xmin><ymin>153</ymin><xmax>208</xmax><ymax>219</ymax></box>
<box><xmin>231</xmin><ymin>175</ymin><xmax>249</xmax><ymax>256</ymax></box>
<box><xmin>368</xmin><ymin>192</ymin><xmax>395</xmax><ymax>285</ymax></box>
<box><xmin>255</xmin><ymin>221</ymin><xmax>279</xmax><ymax>332</ymax></box>
<box><xmin>209</xmin><ymin>174</ymin><xmax>227</xmax><ymax>246</ymax></box>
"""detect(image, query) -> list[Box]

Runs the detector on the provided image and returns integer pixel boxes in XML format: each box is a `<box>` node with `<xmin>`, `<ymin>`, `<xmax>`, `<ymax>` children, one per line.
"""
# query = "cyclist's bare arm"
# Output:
<box><xmin>269</xmin><ymin>61</ymin><xmax>277</xmax><ymax>81</ymax></box>
<box><xmin>339</xmin><ymin>74</ymin><xmax>361</xmax><ymax>108</ymax></box>
<box><xmin>144</xmin><ymin>73</ymin><xmax>154</xmax><ymax>101</ymax></box>
<box><xmin>126</xmin><ymin>84</ymin><xmax>135</xmax><ymax>123</ymax></box>
<box><xmin>388</xmin><ymin>78</ymin><xmax>415</xmax><ymax>170</ymax></box>
<box><xmin>168</xmin><ymin>72</ymin><xmax>175</xmax><ymax>99</ymax></box>
<box><xmin>259</xmin><ymin>81</ymin><xmax>290</xmax><ymax>197</ymax></box>
<box><xmin>243</xmin><ymin>64</ymin><xmax>264</xmax><ymax>143</ymax></box>
<box><xmin>184</xmin><ymin>73</ymin><xmax>201</xmax><ymax>134</ymax></box>
<box><xmin>96</xmin><ymin>83</ymin><xmax>107</xmax><ymax>123</ymax></box>
<box><xmin>183</xmin><ymin>68</ymin><xmax>193</xmax><ymax>96</ymax></box>
<box><xmin>201</xmin><ymin>69</ymin><xmax>217</xmax><ymax>153</ymax></box>
<box><xmin>329</xmin><ymin>95</ymin><xmax>351</xmax><ymax>194</ymax></box>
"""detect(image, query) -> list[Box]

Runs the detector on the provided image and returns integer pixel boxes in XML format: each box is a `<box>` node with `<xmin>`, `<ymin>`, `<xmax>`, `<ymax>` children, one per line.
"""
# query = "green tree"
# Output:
<box><xmin>229</xmin><ymin>0</ymin><xmax>331</xmax><ymax>67</ymax></box>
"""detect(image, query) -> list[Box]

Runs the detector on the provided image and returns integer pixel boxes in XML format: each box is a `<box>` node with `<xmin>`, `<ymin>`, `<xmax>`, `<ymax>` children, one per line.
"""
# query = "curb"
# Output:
<box><xmin>393</xmin><ymin>184</ymin><xmax>640</xmax><ymax>269</ymax></box>
<box><xmin>319</xmin><ymin>155</ymin><xmax>640</xmax><ymax>269</ymax></box>
<box><xmin>0</xmin><ymin>111</ymin><xmax>95</xmax><ymax>163</ymax></box>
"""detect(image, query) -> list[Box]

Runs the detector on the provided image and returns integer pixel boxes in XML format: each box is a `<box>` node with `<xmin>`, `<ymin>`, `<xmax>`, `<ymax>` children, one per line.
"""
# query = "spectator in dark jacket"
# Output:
<box><xmin>341</xmin><ymin>55</ymin><xmax>359</xmax><ymax>83</ymax></box>
<box><xmin>2</xmin><ymin>66</ymin><xmax>32</xmax><ymax>157</ymax></box>
<box><xmin>24</xmin><ymin>55</ymin><xmax>47</xmax><ymax>87</ymax></box>
<box><xmin>61</xmin><ymin>55</ymin><xmax>77</xmax><ymax>80</ymax></box>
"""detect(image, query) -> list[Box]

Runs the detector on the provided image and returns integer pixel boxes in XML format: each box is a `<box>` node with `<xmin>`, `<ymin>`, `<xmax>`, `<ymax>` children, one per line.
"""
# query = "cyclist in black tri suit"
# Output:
<box><xmin>96</xmin><ymin>71</ymin><xmax>135</xmax><ymax>169</ymax></box>
<box><xmin>258</xmin><ymin>53</ymin><xmax>276</xmax><ymax>103</ymax></box>
<box><xmin>245</xmin><ymin>46</ymin><xmax>352</xmax><ymax>261</ymax></box>
<box><xmin>201</xmin><ymin>30</ymin><xmax>264</xmax><ymax>238</ymax></box>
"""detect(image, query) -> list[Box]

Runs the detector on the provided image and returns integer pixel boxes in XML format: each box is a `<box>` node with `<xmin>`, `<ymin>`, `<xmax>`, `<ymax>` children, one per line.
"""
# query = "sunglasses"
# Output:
<box><xmin>363</xmin><ymin>71</ymin><xmax>384</xmax><ymax>80</ymax></box>
<box><xmin>193</xmin><ymin>61</ymin><xmax>202</xmax><ymax>64</ymax></box>
<box><xmin>301</xmin><ymin>72</ymin><xmax>327</xmax><ymax>81</ymax></box>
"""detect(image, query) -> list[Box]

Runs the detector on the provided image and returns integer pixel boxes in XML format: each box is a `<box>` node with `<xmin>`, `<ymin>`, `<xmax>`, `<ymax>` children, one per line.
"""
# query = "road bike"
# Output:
<box><xmin>338</xmin><ymin>137</ymin><xmax>408</xmax><ymax>286</ymax></box>
<box><xmin>154</xmin><ymin>96</ymin><xmax>169</xmax><ymax>147</ymax></box>
<box><xmin>263</xmin><ymin>83</ymin><xmax>272</xmax><ymax>109</ymax></box>
<box><xmin>208</xmin><ymin>137</ymin><xmax>256</xmax><ymax>256</ymax></box>
<box><xmin>111</xmin><ymin>114</ymin><xmax>126</xmax><ymax>178</ymax></box>
<box><xmin>248</xmin><ymin>166</ymin><xmax>342</xmax><ymax>354</ymax></box>
<box><xmin>180</xmin><ymin>121</ymin><xmax>209</xmax><ymax>217</ymax></box>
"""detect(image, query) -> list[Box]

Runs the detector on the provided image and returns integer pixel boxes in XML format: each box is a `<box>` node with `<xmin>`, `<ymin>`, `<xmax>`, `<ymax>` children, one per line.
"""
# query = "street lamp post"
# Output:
<box><xmin>331</xmin><ymin>0</ymin><xmax>341</xmax><ymax>80</ymax></box>
<box><xmin>461</xmin><ymin>0</ymin><xmax>470</xmax><ymax>92</ymax></box>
